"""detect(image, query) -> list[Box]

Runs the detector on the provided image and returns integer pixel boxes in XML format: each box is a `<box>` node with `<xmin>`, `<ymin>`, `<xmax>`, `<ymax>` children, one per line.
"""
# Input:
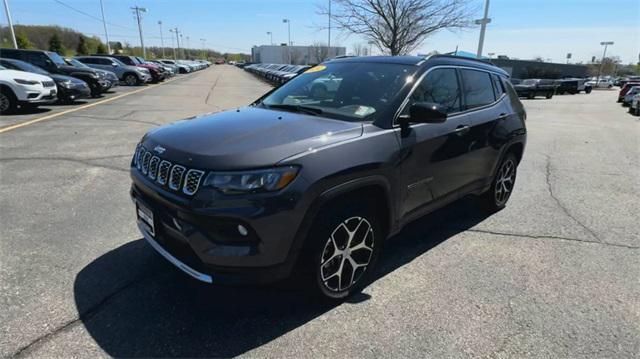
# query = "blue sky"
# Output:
<box><xmin>4</xmin><ymin>0</ymin><xmax>639</xmax><ymax>63</ymax></box>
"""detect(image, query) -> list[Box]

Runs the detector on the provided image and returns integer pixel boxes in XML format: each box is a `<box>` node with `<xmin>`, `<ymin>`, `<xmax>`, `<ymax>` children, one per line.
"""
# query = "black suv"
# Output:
<box><xmin>131</xmin><ymin>55</ymin><xmax>527</xmax><ymax>299</ymax></box>
<box><xmin>1</xmin><ymin>48</ymin><xmax>107</xmax><ymax>97</ymax></box>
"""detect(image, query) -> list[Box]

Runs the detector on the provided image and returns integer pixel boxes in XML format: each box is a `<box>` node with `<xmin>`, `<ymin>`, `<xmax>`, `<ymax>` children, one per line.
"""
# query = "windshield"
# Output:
<box><xmin>48</xmin><ymin>52</ymin><xmax>67</xmax><ymax>66</ymax></box>
<box><xmin>67</xmin><ymin>58</ymin><xmax>89</xmax><ymax>68</ymax></box>
<box><xmin>261</xmin><ymin>62</ymin><xmax>416</xmax><ymax>122</ymax></box>
<box><xmin>11</xmin><ymin>60</ymin><xmax>50</xmax><ymax>76</ymax></box>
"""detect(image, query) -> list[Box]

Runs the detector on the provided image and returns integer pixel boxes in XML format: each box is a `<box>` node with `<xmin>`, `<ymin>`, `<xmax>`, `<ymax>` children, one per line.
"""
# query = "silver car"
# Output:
<box><xmin>75</xmin><ymin>56</ymin><xmax>151</xmax><ymax>85</ymax></box>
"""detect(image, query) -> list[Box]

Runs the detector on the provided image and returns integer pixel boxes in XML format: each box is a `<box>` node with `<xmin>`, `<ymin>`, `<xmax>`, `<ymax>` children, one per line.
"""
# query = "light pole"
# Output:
<box><xmin>170</xmin><ymin>28</ymin><xmax>180</xmax><ymax>60</ymax></box>
<box><xmin>596</xmin><ymin>41</ymin><xmax>614</xmax><ymax>85</ymax></box>
<box><xmin>185</xmin><ymin>35</ymin><xmax>190</xmax><ymax>59</ymax></box>
<box><xmin>266</xmin><ymin>31</ymin><xmax>273</xmax><ymax>45</ymax></box>
<box><xmin>200</xmin><ymin>38</ymin><xmax>206</xmax><ymax>59</ymax></box>
<box><xmin>99</xmin><ymin>0</ymin><xmax>110</xmax><ymax>53</ymax></box>
<box><xmin>328</xmin><ymin>0</ymin><xmax>331</xmax><ymax>48</ymax></box>
<box><xmin>2</xmin><ymin>0</ymin><xmax>17</xmax><ymax>48</ymax></box>
<box><xmin>169</xmin><ymin>30</ymin><xmax>176</xmax><ymax>59</ymax></box>
<box><xmin>158</xmin><ymin>21</ymin><xmax>165</xmax><ymax>58</ymax></box>
<box><xmin>368</xmin><ymin>41</ymin><xmax>375</xmax><ymax>56</ymax></box>
<box><xmin>131</xmin><ymin>6</ymin><xmax>147</xmax><ymax>57</ymax></box>
<box><xmin>488</xmin><ymin>52</ymin><xmax>495</xmax><ymax>59</ymax></box>
<box><xmin>475</xmin><ymin>0</ymin><xmax>491</xmax><ymax>58</ymax></box>
<box><xmin>283</xmin><ymin>18</ymin><xmax>291</xmax><ymax>63</ymax></box>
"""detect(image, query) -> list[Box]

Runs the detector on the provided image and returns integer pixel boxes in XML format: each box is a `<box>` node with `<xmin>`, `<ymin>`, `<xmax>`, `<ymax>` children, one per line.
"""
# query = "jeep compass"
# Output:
<box><xmin>130</xmin><ymin>55</ymin><xmax>527</xmax><ymax>299</ymax></box>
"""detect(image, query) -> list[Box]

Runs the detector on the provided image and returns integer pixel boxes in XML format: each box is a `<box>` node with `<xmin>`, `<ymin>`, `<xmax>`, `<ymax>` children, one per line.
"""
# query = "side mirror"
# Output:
<box><xmin>407</xmin><ymin>102</ymin><xmax>447</xmax><ymax>124</ymax></box>
<box><xmin>112</xmin><ymin>63</ymin><xmax>118</xmax><ymax>67</ymax></box>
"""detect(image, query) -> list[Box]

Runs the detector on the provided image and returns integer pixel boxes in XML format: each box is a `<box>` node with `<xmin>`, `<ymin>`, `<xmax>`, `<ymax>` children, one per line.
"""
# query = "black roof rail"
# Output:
<box><xmin>427</xmin><ymin>54</ymin><xmax>497</xmax><ymax>67</ymax></box>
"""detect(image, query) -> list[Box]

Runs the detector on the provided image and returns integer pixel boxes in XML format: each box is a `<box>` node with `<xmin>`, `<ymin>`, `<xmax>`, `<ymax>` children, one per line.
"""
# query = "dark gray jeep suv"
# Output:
<box><xmin>131</xmin><ymin>55</ymin><xmax>526</xmax><ymax>299</ymax></box>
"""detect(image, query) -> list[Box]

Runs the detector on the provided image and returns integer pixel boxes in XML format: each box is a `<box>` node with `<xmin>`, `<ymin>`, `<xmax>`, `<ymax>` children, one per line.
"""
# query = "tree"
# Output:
<box><xmin>48</xmin><ymin>33</ymin><xmax>65</xmax><ymax>54</ymax></box>
<box><xmin>96</xmin><ymin>43</ymin><xmax>107</xmax><ymax>54</ymax></box>
<box><xmin>311</xmin><ymin>42</ymin><xmax>330</xmax><ymax>63</ymax></box>
<box><xmin>16</xmin><ymin>32</ymin><xmax>34</xmax><ymax>49</ymax></box>
<box><xmin>351</xmin><ymin>43</ymin><xmax>368</xmax><ymax>56</ymax></box>
<box><xmin>320</xmin><ymin>0</ymin><xmax>474</xmax><ymax>56</ymax></box>
<box><xmin>76</xmin><ymin>35</ymin><xmax>89</xmax><ymax>55</ymax></box>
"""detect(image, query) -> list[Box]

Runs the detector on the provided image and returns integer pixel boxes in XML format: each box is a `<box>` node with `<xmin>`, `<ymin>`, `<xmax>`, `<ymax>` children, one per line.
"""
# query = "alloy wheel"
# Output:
<box><xmin>495</xmin><ymin>159</ymin><xmax>516</xmax><ymax>205</ymax></box>
<box><xmin>0</xmin><ymin>93</ymin><xmax>9</xmax><ymax>112</ymax></box>
<box><xmin>320</xmin><ymin>216</ymin><xmax>374</xmax><ymax>292</ymax></box>
<box><xmin>125</xmin><ymin>75</ymin><xmax>137</xmax><ymax>86</ymax></box>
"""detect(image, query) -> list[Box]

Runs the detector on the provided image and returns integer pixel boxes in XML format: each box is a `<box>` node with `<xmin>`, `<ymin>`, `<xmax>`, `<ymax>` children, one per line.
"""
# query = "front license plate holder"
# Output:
<box><xmin>136</xmin><ymin>201</ymin><xmax>155</xmax><ymax>237</ymax></box>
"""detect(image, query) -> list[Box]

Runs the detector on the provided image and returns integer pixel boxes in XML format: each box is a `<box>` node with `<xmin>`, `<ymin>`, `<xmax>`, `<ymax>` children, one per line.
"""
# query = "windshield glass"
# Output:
<box><xmin>13</xmin><ymin>61</ymin><xmax>50</xmax><ymax>76</ymax></box>
<box><xmin>67</xmin><ymin>58</ymin><xmax>89</xmax><ymax>68</ymax></box>
<box><xmin>261</xmin><ymin>62</ymin><xmax>416</xmax><ymax>122</ymax></box>
<box><xmin>48</xmin><ymin>52</ymin><xmax>67</xmax><ymax>66</ymax></box>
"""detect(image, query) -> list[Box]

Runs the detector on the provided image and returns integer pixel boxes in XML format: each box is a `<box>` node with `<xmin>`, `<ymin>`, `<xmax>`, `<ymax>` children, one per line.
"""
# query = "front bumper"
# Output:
<box><xmin>130</xmin><ymin>169</ymin><xmax>311</xmax><ymax>284</ymax></box>
<box><xmin>58</xmin><ymin>85</ymin><xmax>91</xmax><ymax>101</ymax></box>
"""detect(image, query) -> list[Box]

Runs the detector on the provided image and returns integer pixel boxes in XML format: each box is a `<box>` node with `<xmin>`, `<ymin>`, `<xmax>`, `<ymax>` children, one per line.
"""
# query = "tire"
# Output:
<box><xmin>635</xmin><ymin>107</ymin><xmax>640</xmax><ymax>117</ymax></box>
<box><xmin>527</xmin><ymin>92</ymin><xmax>535</xmax><ymax>99</ymax></box>
<box><xmin>479</xmin><ymin>152</ymin><xmax>518</xmax><ymax>212</ymax></box>
<box><xmin>545</xmin><ymin>92</ymin><xmax>554</xmax><ymax>99</ymax></box>
<box><xmin>302</xmin><ymin>200</ymin><xmax>383</xmax><ymax>300</ymax></box>
<box><xmin>124</xmin><ymin>73</ymin><xmax>140</xmax><ymax>86</ymax></box>
<box><xmin>585</xmin><ymin>87</ymin><xmax>592</xmax><ymax>94</ymax></box>
<box><xmin>0</xmin><ymin>87</ymin><xmax>17</xmax><ymax>114</ymax></box>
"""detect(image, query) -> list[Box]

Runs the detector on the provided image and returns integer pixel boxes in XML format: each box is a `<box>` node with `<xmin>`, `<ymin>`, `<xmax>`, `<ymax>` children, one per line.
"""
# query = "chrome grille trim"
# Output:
<box><xmin>141</xmin><ymin>152</ymin><xmax>152</xmax><ymax>175</ymax></box>
<box><xmin>169</xmin><ymin>165</ymin><xmax>186</xmax><ymax>191</ymax></box>
<box><xmin>183</xmin><ymin>169</ymin><xmax>205</xmax><ymax>195</ymax></box>
<box><xmin>41</xmin><ymin>80</ymin><xmax>56</xmax><ymax>88</ymax></box>
<box><xmin>135</xmin><ymin>147</ymin><xmax>145</xmax><ymax>170</ymax></box>
<box><xmin>148</xmin><ymin>156</ymin><xmax>160</xmax><ymax>180</ymax></box>
<box><xmin>157</xmin><ymin>160</ymin><xmax>172</xmax><ymax>185</ymax></box>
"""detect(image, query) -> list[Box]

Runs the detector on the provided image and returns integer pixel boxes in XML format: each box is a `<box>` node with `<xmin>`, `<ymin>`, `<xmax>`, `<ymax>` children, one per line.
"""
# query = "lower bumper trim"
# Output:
<box><xmin>139</xmin><ymin>223</ymin><xmax>213</xmax><ymax>283</ymax></box>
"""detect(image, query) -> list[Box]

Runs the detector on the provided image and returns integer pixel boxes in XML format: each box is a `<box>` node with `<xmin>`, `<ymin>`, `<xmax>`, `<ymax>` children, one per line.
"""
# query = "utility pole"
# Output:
<box><xmin>596</xmin><ymin>41</ymin><xmax>614</xmax><ymax>85</ymax></box>
<box><xmin>169</xmin><ymin>31</ymin><xmax>176</xmax><ymax>60</ymax></box>
<box><xmin>2</xmin><ymin>0</ymin><xmax>17</xmax><ymax>48</ymax></box>
<box><xmin>158</xmin><ymin>21</ymin><xmax>165</xmax><ymax>58</ymax></box>
<box><xmin>266</xmin><ymin>31</ymin><xmax>273</xmax><ymax>45</ymax></box>
<box><xmin>475</xmin><ymin>0</ymin><xmax>491</xmax><ymax>58</ymax></box>
<box><xmin>131</xmin><ymin>6</ymin><xmax>147</xmax><ymax>58</ymax></box>
<box><xmin>99</xmin><ymin>0</ymin><xmax>110</xmax><ymax>53</ymax></box>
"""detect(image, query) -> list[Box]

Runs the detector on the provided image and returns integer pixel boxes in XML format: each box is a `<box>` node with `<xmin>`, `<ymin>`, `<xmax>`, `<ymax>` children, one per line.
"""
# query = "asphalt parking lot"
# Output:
<box><xmin>1</xmin><ymin>65</ymin><xmax>638</xmax><ymax>358</ymax></box>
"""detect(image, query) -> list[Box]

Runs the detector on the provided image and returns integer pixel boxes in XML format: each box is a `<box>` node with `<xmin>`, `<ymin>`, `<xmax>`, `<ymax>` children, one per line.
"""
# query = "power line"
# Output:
<box><xmin>51</xmin><ymin>0</ymin><xmax>135</xmax><ymax>32</ymax></box>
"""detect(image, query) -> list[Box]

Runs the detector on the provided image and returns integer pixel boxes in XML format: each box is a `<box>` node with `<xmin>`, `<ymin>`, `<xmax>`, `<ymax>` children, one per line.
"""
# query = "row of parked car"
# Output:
<box><xmin>617</xmin><ymin>81</ymin><xmax>640</xmax><ymax>116</ymax></box>
<box><xmin>0</xmin><ymin>48</ymin><xmax>210</xmax><ymax>114</ymax></box>
<box><xmin>243</xmin><ymin>63</ymin><xmax>311</xmax><ymax>85</ymax></box>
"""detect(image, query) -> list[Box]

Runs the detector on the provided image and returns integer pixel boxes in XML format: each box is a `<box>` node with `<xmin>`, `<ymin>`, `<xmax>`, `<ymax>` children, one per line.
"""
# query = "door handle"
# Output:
<box><xmin>454</xmin><ymin>125</ymin><xmax>470</xmax><ymax>136</ymax></box>
<box><xmin>497</xmin><ymin>113</ymin><xmax>508</xmax><ymax>120</ymax></box>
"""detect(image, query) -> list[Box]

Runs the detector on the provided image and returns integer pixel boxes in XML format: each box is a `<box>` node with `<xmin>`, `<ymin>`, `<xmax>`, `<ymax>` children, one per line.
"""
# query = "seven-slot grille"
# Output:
<box><xmin>42</xmin><ymin>80</ymin><xmax>56</xmax><ymax>88</ymax></box>
<box><xmin>133</xmin><ymin>146</ymin><xmax>205</xmax><ymax>196</ymax></box>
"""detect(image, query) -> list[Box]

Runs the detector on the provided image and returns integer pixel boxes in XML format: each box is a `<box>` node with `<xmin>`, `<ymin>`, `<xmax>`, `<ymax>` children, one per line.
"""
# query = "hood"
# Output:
<box><xmin>137</xmin><ymin>63</ymin><xmax>160</xmax><ymax>71</ymax></box>
<box><xmin>142</xmin><ymin>106</ymin><xmax>363</xmax><ymax>170</ymax></box>
<box><xmin>59</xmin><ymin>64</ymin><xmax>96</xmax><ymax>75</ymax></box>
<box><xmin>49</xmin><ymin>74</ymin><xmax>86</xmax><ymax>84</ymax></box>
<box><xmin>1</xmin><ymin>69</ymin><xmax>53</xmax><ymax>82</ymax></box>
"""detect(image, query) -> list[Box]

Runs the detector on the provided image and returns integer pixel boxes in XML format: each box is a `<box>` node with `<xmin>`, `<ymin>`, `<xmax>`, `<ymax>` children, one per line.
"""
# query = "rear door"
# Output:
<box><xmin>459</xmin><ymin>69</ymin><xmax>508</xmax><ymax>185</ymax></box>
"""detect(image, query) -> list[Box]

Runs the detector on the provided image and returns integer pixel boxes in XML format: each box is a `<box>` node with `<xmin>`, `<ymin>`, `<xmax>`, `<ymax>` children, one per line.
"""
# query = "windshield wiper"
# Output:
<box><xmin>265</xmin><ymin>103</ymin><xmax>323</xmax><ymax>116</ymax></box>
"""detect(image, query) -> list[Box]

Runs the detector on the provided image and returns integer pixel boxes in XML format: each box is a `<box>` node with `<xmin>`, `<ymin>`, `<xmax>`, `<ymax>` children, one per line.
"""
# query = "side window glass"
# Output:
<box><xmin>407</xmin><ymin>68</ymin><xmax>461</xmax><ymax>114</ymax></box>
<box><xmin>461</xmin><ymin>69</ymin><xmax>496</xmax><ymax>109</ymax></box>
<box><xmin>26</xmin><ymin>53</ymin><xmax>48</xmax><ymax>68</ymax></box>
<box><xmin>491</xmin><ymin>74</ymin><xmax>505</xmax><ymax>99</ymax></box>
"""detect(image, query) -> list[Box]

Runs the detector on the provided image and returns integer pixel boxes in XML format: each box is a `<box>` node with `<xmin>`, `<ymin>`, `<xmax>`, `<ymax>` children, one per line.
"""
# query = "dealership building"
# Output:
<box><xmin>490</xmin><ymin>58</ymin><xmax>588</xmax><ymax>79</ymax></box>
<box><xmin>251</xmin><ymin>45</ymin><xmax>347</xmax><ymax>65</ymax></box>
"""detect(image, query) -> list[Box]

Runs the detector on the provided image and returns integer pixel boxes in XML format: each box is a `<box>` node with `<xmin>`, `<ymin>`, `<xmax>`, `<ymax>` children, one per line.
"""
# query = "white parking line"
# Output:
<box><xmin>0</xmin><ymin>72</ymin><xmax>197</xmax><ymax>134</ymax></box>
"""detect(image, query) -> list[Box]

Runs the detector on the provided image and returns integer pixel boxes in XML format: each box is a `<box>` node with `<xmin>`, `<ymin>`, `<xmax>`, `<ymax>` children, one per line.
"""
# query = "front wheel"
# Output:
<box><xmin>0</xmin><ymin>89</ymin><xmax>17</xmax><ymax>114</ymax></box>
<box><xmin>585</xmin><ymin>87</ymin><xmax>592</xmax><ymax>94</ymax></box>
<box><xmin>527</xmin><ymin>92</ymin><xmax>535</xmax><ymax>99</ymax></box>
<box><xmin>479</xmin><ymin>152</ymin><xmax>518</xmax><ymax>212</ymax></box>
<box><xmin>304</xmin><ymin>202</ymin><xmax>382</xmax><ymax>300</ymax></box>
<box><xmin>546</xmin><ymin>92</ymin><xmax>554</xmax><ymax>99</ymax></box>
<box><xmin>124</xmin><ymin>73</ymin><xmax>140</xmax><ymax>86</ymax></box>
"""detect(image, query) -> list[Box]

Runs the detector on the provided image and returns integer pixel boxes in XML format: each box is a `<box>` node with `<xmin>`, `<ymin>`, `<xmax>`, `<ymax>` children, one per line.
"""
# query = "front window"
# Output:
<box><xmin>260</xmin><ymin>62</ymin><xmax>416</xmax><ymax>122</ymax></box>
<box><xmin>67</xmin><ymin>58</ymin><xmax>89</xmax><ymax>68</ymax></box>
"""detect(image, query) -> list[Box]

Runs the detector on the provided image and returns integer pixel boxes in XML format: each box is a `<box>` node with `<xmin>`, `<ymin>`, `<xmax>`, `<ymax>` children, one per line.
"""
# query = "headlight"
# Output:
<box><xmin>203</xmin><ymin>167</ymin><xmax>299</xmax><ymax>194</ymax></box>
<box><xmin>59</xmin><ymin>80</ymin><xmax>73</xmax><ymax>88</ymax></box>
<box><xmin>14</xmin><ymin>78</ymin><xmax>39</xmax><ymax>85</ymax></box>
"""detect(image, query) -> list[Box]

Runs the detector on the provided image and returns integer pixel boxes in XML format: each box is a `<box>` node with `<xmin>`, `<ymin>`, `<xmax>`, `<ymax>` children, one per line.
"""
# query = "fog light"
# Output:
<box><xmin>237</xmin><ymin>224</ymin><xmax>248</xmax><ymax>236</ymax></box>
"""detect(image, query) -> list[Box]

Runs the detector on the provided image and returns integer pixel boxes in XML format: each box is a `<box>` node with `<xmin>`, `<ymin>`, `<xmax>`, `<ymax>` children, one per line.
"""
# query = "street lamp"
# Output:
<box><xmin>596</xmin><ymin>41</ymin><xmax>614</xmax><ymax>85</ymax></box>
<box><xmin>158</xmin><ymin>21</ymin><xmax>165</xmax><ymax>58</ymax></box>
<box><xmin>131</xmin><ymin>6</ymin><xmax>147</xmax><ymax>57</ymax></box>
<box><xmin>266</xmin><ymin>31</ymin><xmax>273</xmax><ymax>45</ymax></box>
<box><xmin>283</xmin><ymin>18</ymin><xmax>291</xmax><ymax>64</ymax></box>
<box><xmin>488</xmin><ymin>52</ymin><xmax>495</xmax><ymax>59</ymax></box>
<box><xmin>200</xmin><ymin>38</ymin><xmax>206</xmax><ymax>59</ymax></box>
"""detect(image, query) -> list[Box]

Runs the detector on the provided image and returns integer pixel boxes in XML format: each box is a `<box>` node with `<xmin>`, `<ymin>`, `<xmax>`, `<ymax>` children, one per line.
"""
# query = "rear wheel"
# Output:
<box><xmin>0</xmin><ymin>87</ymin><xmax>17</xmax><ymax>114</ymax></box>
<box><xmin>303</xmin><ymin>201</ymin><xmax>382</xmax><ymax>300</ymax></box>
<box><xmin>585</xmin><ymin>87</ymin><xmax>592</xmax><ymax>94</ymax></box>
<box><xmin>479</xmin><ymin>152</ymin><xmax>518</xmax><ymax>212</ymax></box>
<box><xmin>527</xmin><ymin>92</ymin><xmax>535</xmax><ymax>99</ymax></box>
<box><xmin>545</xmin><ymin>91</ymin><xmax>554</xmax><ymax>99</ymax></box>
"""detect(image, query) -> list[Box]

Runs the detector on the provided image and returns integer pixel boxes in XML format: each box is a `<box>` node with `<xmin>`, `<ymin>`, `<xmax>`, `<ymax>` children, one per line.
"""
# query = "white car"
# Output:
<box><xmin>585</xmin><ymin>78</ymin><xmax>614</xmax><ymax>88</ymax></box>
<box><xmin>0</xmin><ymin>65</ymin><xmax>57</xmax><ymax>113</ymax></box>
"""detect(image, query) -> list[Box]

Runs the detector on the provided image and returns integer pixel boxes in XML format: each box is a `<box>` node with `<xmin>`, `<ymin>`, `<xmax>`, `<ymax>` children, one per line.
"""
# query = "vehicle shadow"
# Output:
<box><xmin>8</xmin><ymin>106</ymin><xmax>51</xmax><ymax>115</ymax></box>
<box><xmin>74</xmin><ymin>197</ymin><xmax>491</xmax><ymax>357</ymax></box>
